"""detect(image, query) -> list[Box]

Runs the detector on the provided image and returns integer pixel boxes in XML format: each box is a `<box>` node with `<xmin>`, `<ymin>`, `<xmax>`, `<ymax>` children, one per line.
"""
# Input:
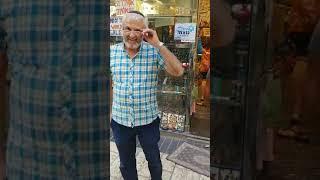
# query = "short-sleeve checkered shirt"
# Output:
<box><xmin>1</xmin><ymin>1</ymin><xmax>108</xmax><ymax>179</ymax></box>
<box><xmin>111</xmin><ymin>42</ymin><xmax>165</xmax><ymax>127</ymax></box>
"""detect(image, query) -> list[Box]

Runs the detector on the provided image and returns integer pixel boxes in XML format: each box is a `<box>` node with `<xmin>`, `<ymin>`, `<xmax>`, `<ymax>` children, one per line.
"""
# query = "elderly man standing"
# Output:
<box><xmin>110</xmin><ymin>11</ymin><xmax>184</xmax><ymax>180</ymax></box>
<box><xmin>0</xmin><ymin>1</ymin><xmax>108</xmax><ymax>179</ymax></box>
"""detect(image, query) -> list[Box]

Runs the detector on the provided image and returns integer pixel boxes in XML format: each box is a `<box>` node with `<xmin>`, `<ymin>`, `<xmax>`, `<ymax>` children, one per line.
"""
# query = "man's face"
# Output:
<box><xmin>122</xmin><ymin>16</ymin><xmax>145</xmax><ymax>50</ymax></box>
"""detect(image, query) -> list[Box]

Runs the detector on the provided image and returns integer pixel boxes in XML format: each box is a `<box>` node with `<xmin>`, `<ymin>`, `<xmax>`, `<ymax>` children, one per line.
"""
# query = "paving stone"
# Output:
<box><xmin>138</xmin><ymin>175</ymin><xmax>150</xmax><ymax>180</ymax></box>
<box><xmin>161</xmin><ymin>154</ymin><xmax>175</xmax><ymax>172</ymax></box>
<box><xmin>110</xmin><ymin>157</ymin><xmax>122</xmax><ymax>178</ymax></box>
<box><xmin>171</xmin><ymin>165</ymin><xmax>188</xmax><ymax>180</ymax></box>
<box><xmin>199</xmin><ymin>174</ymin><xmax>210</xmax><ymax>180</ymax></box>
<box><xmin>162</xmin><ymin>170</ymin><xmax>172</xmax><ymax>180</ymax></box>
<box><xmin>135</xmin><ymin>147</ymin><xmax>143</xmax><ymax>156</ymax></box>
<box><xmin>110</xmin><ymin>176</ymin><xmax>123</xmax><ymax>180</ymax></box>
<box><xmin>110</xmin><ymin>141</ymin><xmax>118</xmax><ymax>153</ymax></box>
<box><xmin>185</xmin><ymin>170</ymin><xmax>201</xmax><ymax>180</ymax></box>
<box><xmin>136</xmin><ymin>149</ymin><xmax>146</xmax><ymax>160</ymax></box>
<box><xmin>138</xmin><ymin>160</ymin><xmax>151</xmax><ymax>177</ymax></box>
<box><xmin>136</xmin><ymin>151</ymin><xmax>148</xmax><ymax>175</ymax></box>
<box><xmin>110</xmin><ymin>151</ymin><xmax>118</xmax><ymax>166</ymax></box>
<box><xmin>160</xmin><ymin>152</ymin><xmax>167</xmax><ymax>158</ymax></box>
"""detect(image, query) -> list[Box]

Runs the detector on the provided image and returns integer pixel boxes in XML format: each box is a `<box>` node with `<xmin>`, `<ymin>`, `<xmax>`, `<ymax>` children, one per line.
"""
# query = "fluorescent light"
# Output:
<box><xmin>155</xmin><ymin>0</ymin><xmax>163</xmax><ymax>5</ymax></box>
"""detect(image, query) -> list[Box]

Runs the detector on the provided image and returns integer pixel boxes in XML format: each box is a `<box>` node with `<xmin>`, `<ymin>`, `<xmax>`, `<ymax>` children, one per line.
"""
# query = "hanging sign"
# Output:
<box><xmin>115</xmin><ymin>0</ymin><xmax>135</xmax><ymax>16</ymax></box>
<box><xmin>174</xmin><ymin>23</ymin><xmax>197</xmax><ymax>42</ymax></box>
<box><xmin>110</xmin><ymin>16</ymin><xmax>123</xmax><ymax>37</ymax></box>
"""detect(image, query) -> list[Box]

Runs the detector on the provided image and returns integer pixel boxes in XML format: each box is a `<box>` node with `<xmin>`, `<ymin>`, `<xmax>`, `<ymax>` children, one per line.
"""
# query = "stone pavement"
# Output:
<box><xmin>110</xmin><ymin>141</ymin><xmax>210</xmax><ymax>180</ymax></box>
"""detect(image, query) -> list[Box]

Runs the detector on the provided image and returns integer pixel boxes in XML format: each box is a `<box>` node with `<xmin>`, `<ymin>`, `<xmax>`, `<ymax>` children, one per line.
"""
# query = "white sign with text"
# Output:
<box><xmin>174</xmin><ymin>23</ymin><xmax>197</xmax><ymax>42</ymax></box>
<box><xmin>110</xmin><ymin>16</ymin><xmax>123</xmax><ymax>37</ymax></box>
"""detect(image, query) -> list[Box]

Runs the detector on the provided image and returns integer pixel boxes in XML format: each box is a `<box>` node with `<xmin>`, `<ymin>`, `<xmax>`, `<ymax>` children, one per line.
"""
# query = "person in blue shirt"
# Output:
<box><xmin>110</xmin><ymin>11</ymin><xmax>184</xmax><ymax>180</ymax></box>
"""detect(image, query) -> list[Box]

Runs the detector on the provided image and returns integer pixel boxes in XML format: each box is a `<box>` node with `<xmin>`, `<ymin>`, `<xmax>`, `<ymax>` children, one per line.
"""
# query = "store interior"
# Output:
<box><xmin>211</xmin><ymin>0</ymin><xmax>320</xmax><ymax>179</ymax></box>
<box><xmin>110</xmin><ymin>0</ymin><xmax>211</xmax><ymax>138</ymax></box>
<box><xmin>256</xmin><ymin>0</ymin><xmax>320</xmax><ymax>179</ymax></box>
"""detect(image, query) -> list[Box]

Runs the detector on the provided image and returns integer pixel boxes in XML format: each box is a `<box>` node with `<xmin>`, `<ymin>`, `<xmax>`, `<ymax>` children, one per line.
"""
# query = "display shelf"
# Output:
<box><xmin>157</xmin><ymin>42</ymin><xmax>194</xmax><ymax>132</ymax></box>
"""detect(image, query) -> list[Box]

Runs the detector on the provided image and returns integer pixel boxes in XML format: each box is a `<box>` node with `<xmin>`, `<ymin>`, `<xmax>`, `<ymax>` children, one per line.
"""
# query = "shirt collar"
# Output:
<box><xmin>122</xmin><ymin>42</ymin><xmax>145</xmax><ymax>59</ymax></box>
<box><xmin>121</xmin><ymin>41</ymin><xmax>144</xmax><ymax>52</ymax></box>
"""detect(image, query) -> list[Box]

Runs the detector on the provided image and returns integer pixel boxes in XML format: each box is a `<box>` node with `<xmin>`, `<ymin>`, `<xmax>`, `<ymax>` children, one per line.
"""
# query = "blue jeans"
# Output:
<box><xmin>111</xmin><ymin>118</ymin><xmax>162</xmax><ymax>180</ymax></box>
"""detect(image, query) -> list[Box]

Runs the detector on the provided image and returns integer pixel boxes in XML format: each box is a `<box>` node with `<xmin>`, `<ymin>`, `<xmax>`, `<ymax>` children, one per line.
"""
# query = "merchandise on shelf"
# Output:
<box><xmin>159</xmin><ymin>112</ymin><xmax>185</xmax><ymax>131</ymax></box>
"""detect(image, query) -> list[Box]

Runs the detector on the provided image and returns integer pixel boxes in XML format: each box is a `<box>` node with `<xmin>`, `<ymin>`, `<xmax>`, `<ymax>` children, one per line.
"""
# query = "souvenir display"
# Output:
<box><xmin>160</xmin><ymin>112</ymin><xmax>185</xmax><ymax>131</ymax></box>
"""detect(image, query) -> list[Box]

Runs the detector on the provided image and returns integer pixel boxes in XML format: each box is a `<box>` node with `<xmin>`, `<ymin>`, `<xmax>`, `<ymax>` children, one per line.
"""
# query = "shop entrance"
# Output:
<box><xmin>190</xmin><ymin>34</ymin><xmax>211</xmax><ymax>137</ymax></box>
<box><xmin>189</xmin><ymin>0</ymin><xmax>211</xmax><ymax>138</ymax></box>
<box><xmin>210</xmin><ymin>0</ymin><xmax>320</xmax><ymax>179</ymax></box>
<box><xmin>256</xmin><ymin>0</ymin><xmax>320</xmax><ymax>179</ymax></box>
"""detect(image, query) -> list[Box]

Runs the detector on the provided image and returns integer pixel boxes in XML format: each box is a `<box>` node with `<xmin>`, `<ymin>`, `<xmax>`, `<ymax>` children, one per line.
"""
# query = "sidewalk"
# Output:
<box><xmin>110</xmin><ymin>141</ymin><xmax>210</xmax><ymax>180</ymax></box>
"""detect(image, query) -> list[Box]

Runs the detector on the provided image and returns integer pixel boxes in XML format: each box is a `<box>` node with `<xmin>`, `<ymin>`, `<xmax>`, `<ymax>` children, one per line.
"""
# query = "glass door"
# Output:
<box><xmin>211</xmin><ymin>0</ymin><xmax>270</xmax><ymax>179</ymax></box>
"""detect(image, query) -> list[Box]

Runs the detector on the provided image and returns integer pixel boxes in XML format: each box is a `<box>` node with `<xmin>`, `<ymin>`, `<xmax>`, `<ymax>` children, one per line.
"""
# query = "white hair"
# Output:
<box><xmin>122</xmin><ymin>12</ymin><xmax>148</xmax><ymax>28</ymax></box>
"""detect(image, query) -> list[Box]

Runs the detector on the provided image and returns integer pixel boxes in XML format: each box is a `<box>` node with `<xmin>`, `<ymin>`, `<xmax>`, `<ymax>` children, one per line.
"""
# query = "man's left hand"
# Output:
<box><xmin>142</xmin><ymin>29</ymin><xmax>161</xmax><ymax>48</ymax></box>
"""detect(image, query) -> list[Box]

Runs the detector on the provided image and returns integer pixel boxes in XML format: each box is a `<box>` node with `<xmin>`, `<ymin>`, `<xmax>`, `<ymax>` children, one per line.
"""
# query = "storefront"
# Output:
<box><xmin>110</xmin><ymin>0</ymin><xmax>211</xmax><ymax>137</ymax></box>
<box><xmin>212</xmin><ymin>0</ymin><xmax>320</xmax><ymax>179</ymax></box>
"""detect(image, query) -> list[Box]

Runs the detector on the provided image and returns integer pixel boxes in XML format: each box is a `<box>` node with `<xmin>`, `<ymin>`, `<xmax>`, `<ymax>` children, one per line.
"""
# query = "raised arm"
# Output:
<box><xmin>142</xmin><ymin>28</ymin><xmax>184</xmax><ymax>77</ymax></box>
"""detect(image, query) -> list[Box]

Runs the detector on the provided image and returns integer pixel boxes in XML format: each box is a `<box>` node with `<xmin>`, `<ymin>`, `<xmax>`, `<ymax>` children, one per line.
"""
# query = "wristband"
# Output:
<box><xmin>158</xmin><ymin>42</ymin><xmax>164</xmax><ymax>51</ymax></box>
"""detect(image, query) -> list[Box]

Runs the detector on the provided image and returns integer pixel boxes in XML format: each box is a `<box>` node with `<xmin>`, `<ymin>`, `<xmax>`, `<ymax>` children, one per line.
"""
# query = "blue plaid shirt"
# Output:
<box><xmin>111</xmin><ymin>42</ymin><xmax>165</xmax><ymax>127</ymax></box>
<box><xmin>0</xmin><ymin>1</ymin><xmax>109</xmax><ymax>179</ymax></box>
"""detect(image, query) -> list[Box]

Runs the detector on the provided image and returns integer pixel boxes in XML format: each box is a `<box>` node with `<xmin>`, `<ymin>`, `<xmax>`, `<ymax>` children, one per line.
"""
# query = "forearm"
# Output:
<box><xmin>141</xmin><ymin>28</ymin><xmax>184</xmax><ymax>76</ymax></box>
<box><xmin>158</xmin><ymin>45</ymin><xmax>184</xmax><ymax>77</ymax></box>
